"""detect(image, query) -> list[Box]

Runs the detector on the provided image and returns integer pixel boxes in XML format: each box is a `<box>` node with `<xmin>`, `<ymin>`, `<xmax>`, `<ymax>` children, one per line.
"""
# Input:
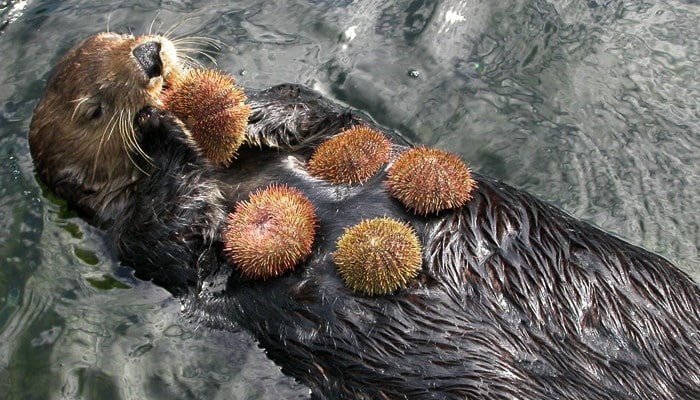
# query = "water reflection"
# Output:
<box><xmin>0</xmin><ymin>0</ymin><xmax>697</xmax><ymax>398</ymax></box>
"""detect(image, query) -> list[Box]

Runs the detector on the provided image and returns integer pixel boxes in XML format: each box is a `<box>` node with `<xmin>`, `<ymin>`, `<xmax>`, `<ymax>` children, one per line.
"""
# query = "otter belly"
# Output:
<box><xmin>114</xmin><ymin>85</ymin><xmax>700</xmax><ymax>400</ymax></box>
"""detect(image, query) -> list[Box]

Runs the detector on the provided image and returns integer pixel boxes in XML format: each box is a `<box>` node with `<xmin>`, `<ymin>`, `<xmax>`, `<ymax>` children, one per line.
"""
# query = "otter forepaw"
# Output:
<box><xmin>134</xmin><ymin>106</ymin><xmax>208</xmax><ymax>168</ymax></box>
<box><xmin>135</xmin><ymin>107</ymin><xmax>183</xmax><ymax>138</ymax></box>
<box><xmin>135</xmin><ymin>106</ymin><xmax>164</xmax><ymax>132</ymax></box>
<box><xmin>135</xmin><ymin>107</ymin><xmax>189</xmax><ymax>151</ymax></box>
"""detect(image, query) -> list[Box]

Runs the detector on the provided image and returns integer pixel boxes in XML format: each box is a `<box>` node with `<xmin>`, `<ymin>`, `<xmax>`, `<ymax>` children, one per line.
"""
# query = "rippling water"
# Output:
<box><xmin>0</xmin><ymin>0</ymin><xmax>698</xmax><ymax>398</ymax></box>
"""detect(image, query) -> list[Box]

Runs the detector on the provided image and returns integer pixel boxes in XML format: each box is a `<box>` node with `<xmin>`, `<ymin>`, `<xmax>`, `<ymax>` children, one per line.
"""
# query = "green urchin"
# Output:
<box><xmin>307</xmin><ymin>125</ymin><xmax>392</xmax><ymax>185</ymax></box>
<box><xmin>162</xmin><ymin>68</ymin><xmax>251</xmax><ymax>165</ymax></box>
<box><xmin>386</xmin><ymin>147</ymin><xmax>476</xmax><ymax>215</ymax></box>
<box><xmin>223</xmin><ymin>184</ymin><xmax>317</xmax><ymax>280</ymax></box>
<box><xmin>333</xmin><ymin>217</ymin><xmax>422</xmax><ymax>296</ymax></box>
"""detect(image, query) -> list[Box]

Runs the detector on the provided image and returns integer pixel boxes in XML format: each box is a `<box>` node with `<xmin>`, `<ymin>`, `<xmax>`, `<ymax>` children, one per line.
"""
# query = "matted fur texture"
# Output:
<box><xmin>128</xmin><ymin>85</ymin><xmax>699</xmax><ymax>399</ymax></box>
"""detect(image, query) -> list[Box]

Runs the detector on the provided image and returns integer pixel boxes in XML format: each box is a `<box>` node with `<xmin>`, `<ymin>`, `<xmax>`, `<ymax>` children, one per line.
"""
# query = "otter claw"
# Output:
<box><xmin>133</xmin><ymin>106</ymin><xmax>199</xmax><ymax>164</ymax></box>
<box><xmin>135</xmin><ymin>107</ymin><xmax>183</xmax><ymax>139</ymax></box>
<box><xmin>135</xmin><ymin>106</ymin><xmax>163</xmax><ymax>132</ymax></box>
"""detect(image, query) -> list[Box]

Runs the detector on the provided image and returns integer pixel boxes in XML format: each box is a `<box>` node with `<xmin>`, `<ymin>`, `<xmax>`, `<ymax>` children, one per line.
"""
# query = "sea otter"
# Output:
<box><xmin>29</xmin><ymin>32</ymin><xmax>700</xmax><ymax>399</ymax></box>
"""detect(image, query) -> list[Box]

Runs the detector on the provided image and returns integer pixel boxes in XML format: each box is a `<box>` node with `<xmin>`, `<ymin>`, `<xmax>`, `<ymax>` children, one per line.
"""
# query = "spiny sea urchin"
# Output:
<box><xmin>307</xmin><ymin>125</ymin><xmax>392</xmax><ymax>185</ymax></box>
<box><xmin>386</xmin><ymin>147</ymin><xmax>476</xmax><ymax>215</ymax></box>
<box><xmin>162</xmin><ymin>68</ymin><xmax>251</xmax><ymax>165</ymax></box>
<box><xmin>333</xmin><ymin>217</ymin><xmax>422</xmax><ymax>296</ymax></box>
<box><xmin>223</xmin><ymin>184</ymin><xmax>317</xmax><ymax>280</ymax></box>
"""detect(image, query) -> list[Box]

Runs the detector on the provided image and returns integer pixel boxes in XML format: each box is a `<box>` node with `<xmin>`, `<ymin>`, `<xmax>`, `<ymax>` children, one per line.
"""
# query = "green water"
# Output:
<box><xmin>0</xmin><ymin>0</ymin><xmax>698</xmax><ymax>398</ymax></box>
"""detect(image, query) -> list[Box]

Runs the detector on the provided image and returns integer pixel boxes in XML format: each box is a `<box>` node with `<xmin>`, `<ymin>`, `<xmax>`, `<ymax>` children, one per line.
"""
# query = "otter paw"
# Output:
<box><xmin>135</xmin><ymin>106</ymin><xmax>164</xmax><ymax>132</ymax></box>
<box><xmin>135</xmin><ymin>107</ymin><xmax>182</xmax><ymax>136</ymax></box>
<box><xmin>134</xmin><ymin>107</ymin><xmax>209</xmax><ymax>168</ymax></box>
<box><xmin>135</xmin><ymin>107</ymin><xmax>189</xmax><ymax>152</ymax></box>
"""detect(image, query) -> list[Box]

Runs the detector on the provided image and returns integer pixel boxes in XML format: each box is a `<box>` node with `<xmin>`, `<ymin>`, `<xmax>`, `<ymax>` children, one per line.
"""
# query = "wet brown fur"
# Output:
<box><xmin>29</xmin><ymin>33</ymin><xmax>181</xmax><ymax>224</ymax></box>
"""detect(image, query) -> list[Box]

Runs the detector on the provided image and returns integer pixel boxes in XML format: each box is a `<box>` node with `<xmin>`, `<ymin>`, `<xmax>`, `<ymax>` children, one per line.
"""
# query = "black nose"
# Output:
<box><xmin>132</xmin><ymin>41</ymin><xmax>163</xmax><ymax>79</ymax></box>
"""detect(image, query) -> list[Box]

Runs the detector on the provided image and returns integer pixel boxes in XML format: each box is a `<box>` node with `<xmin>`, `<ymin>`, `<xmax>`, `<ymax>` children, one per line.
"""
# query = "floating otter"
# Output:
<box><xmin>29</xmin><ymin>33</ymin><xmax>700</xmax><ymax>399</ymax></box>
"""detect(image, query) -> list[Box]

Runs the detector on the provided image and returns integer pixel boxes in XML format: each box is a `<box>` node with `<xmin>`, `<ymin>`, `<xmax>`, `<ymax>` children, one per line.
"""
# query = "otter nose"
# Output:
<box><xmin>133</xmin><ymin>41</ymin><xmax>163</xmax><ymax>79</ymax></box>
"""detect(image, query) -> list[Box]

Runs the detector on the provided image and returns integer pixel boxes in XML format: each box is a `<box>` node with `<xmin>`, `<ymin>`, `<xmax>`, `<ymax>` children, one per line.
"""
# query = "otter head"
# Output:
<box><xmin>29</xmin><ymin>32</ymin><xmax>182</xmax><ymax>225</ymax></box>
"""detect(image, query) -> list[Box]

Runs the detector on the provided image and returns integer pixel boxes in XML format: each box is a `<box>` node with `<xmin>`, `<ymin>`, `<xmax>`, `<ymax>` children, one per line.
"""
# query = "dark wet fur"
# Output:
<box><xmin>59</xmin><ymin>84</ymin><xmax>700</xmax><ymax>398</ymax></box>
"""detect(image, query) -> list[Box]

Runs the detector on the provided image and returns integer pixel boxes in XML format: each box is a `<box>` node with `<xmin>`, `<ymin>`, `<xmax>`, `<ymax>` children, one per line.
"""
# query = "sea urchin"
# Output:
<box><xmin>333</xmin><ymin>217</ymin><xmax>422</xmax><ymax>296</ymax></box>
<box><xmin>307</xmin><ymin>125</ymin><xmax>392</xmax><ymax>185</ymax></box>
<box><xmin>223</xmin><ymin>184</ymin><xmax>317</xmax><ymax>280</ymax></box>
<box><xmin>162</xmin><ymin>68</ymin><xmax>251</xmax><ymax>165</ymax></box>
<box><xmin>386</xmin><ymin>147</ymin><xmax>476</xmax><ymax>215</ymax></box>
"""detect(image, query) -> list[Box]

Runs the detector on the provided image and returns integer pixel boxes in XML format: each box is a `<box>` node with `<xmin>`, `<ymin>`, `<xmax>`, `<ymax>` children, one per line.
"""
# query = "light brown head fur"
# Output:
<box><xmin>29</xmin><ymin>33</ymin><xmax>182</xmax><ymax>224</ymax></box>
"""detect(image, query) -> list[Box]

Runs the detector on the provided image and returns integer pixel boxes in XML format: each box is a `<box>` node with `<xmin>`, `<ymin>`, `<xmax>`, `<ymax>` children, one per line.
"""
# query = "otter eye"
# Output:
<box><xmin>89</xmin><ymin>105</ymin><xmax>103</xmax><ymax>120</ymax></box>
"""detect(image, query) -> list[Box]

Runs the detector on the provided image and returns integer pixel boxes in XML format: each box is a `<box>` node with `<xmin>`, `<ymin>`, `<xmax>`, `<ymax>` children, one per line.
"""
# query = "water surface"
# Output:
<box><xmin>0</xmin><ymin>0</ymin><xmax>698</xmax><ymax>398</ymax></box>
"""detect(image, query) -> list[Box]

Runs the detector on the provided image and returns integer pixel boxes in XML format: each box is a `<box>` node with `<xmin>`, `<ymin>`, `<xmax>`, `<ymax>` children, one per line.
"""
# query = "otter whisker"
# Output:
<box><xmin>169</xmin><ymin>35</ymin><xmax>228</xmax><ymax>67</ymax></box>
<box><xmin>178</xmin><ymin>48</ymin><xmax>216</xmax><ymax>68</ymax></box>
<box><xmin>70</xmin><ymin>96</ymin><xmax>91</xmax><ymax>121</ymax></box>
<box><xmin>176</xmin><ymin>52</ymin><xmax>207</xmax><ymax>70</ymax></box>
<box><xmin>92</xmin><ymin>109</ymin><xmax>120</xmax><ymax>182</ymax></box>
<box><xmin>123</xmin><ymin>141</ymin><xmax>147</xmax><ymax>176</ymax></box>
<box><xmin>177</xmin><ymin>47</ymin><xmax>220</xmax><ymax>66</ymax></box>
<box><xmin>119</xmin><ymin>110</ymin><xmax>151</xmax><ymax>175</ymax></box>
<box><xmin>126</xmin><ymin>112</ymin><xmax>150</xmax><ymax>162</ymax></box>
<box><xmin>148</xmin><ymin>12</ymin><xmax>163</xmax><ymax>36</ymax></box>
<box><xmin>148</xmin><ymin>19</ymin><xmax>156</xmax><ymax>37</ymax></box>
<box><xmin>176</xmin><ymin>46</ymin><xmax>219</xmax><ymax>60</ymax></box>
<box><xmin>176</xmin><ymin>49</ymin><xmax>217</xmax><ymax>68</ymax></box>
<box><xmin>160</xmin><ymin>17</ymin><xmax>196</xmax><ymax>41</ymax></box>
<box><xmin>119</xmin><ymin>109</ymin><xmax>138</xmax><ymax>154</ymax></box>
<box><xmin>103</xmin><ymin>108</ymin><xmax>119</xmax><ymax>144</ymax></box>
<box><xmin>118</xmin><ymin>108</ymin><xmax>152</xmax><ymax>175</ymax></box>
<box><xmin>172</xmin><ymin>36</ymin><xmax>226</xmax><ymax>51</ymax></box>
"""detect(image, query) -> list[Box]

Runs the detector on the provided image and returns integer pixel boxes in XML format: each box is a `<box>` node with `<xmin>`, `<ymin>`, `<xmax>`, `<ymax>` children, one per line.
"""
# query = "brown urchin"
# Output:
<box><xmin>162</xmin><ymin>68</ymin><xmax>251</xmax><ymax>165</ymax></box>
<box><xmin>223</xmin><ymin>184</ymin><xmax>317</xmax><ymax>280</ymax></box>
<box><xmin>307</xmin><ymin>125</ymin><xmax>392</xmax><ymax>185</ymax></box>
<box><xmin>333</xmin><ymin>217</ymin><xmax>422</xmax><ymax>296</ymax></box>
<box><xmin>386</xmin><ymin>147</ymin><xmax>476</xmax><ymax>215</ymax></box>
